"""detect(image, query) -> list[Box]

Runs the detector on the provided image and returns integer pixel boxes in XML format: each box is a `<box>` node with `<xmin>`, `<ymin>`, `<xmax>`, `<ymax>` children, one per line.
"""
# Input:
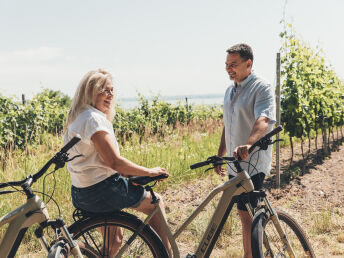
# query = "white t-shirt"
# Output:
<box><xmin>63</xmin><ymin>105</ymin><xmax>119</xmax><ymax>188</ymax></box>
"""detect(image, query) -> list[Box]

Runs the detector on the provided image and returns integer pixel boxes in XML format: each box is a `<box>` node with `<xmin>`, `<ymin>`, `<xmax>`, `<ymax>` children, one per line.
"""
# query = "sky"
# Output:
<box><xmin>0</xmin><ymin>0</ymin><xmax>343</xmax><ymax>101</ymax></box>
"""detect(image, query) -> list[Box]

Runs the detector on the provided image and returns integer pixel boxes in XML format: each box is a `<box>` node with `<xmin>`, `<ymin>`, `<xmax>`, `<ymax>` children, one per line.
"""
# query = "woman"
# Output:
<box><xmin>64</xmin><ymin>69</ymin><xmax>171</xmax><ymax>256</ymax></box>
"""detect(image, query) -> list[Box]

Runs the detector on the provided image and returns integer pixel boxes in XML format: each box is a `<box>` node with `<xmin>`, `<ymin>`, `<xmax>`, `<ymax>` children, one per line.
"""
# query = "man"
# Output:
<box><xmin>215</xmin><ymin>43</ymin><xmax>275</xmax><ymax>258</ymax></box>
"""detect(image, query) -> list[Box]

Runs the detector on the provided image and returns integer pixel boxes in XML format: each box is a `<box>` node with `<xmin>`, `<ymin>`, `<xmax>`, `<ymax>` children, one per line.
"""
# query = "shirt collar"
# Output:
<box><xmin>86</xmin><ymin>104</ymin><xmax>107</xmax><ymax>118</ymax></box>
<box><xmin>235</xmin><ymin>73</ymin><xmax>255</xmax><ymax>89</ymax></box>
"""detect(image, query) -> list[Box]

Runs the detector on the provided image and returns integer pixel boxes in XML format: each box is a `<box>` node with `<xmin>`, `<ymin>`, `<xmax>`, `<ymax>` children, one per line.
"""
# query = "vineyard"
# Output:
<box><xmin>1</xmin><ymin>26</ymin><xmax>343</xmax><ymax>166</ymax></box>
<box><xmin>0</xmin><ymin>91</ymin><xmax>222</xmax><ymax>151</ymax></box>
<box><xmin>0</xmin><ymin>24</ymin><xmax>344</xmax><ymax>256</ymax></box>
<box><xmin>280</xmin><ymin>24</ymin><xmax>344</xmax><ymax>164</ymax></box>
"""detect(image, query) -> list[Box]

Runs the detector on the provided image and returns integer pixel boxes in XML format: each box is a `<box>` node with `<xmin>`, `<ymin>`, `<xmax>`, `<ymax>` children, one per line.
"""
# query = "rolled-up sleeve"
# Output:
<box><xmin>83</xmin><ymin>115</ymin><xmax>112</xmax><ymax>144</ymax></box>
<box><xmin>254</xmin><ymin>84</ymin><xmax>276</xmax><ymax>124</ymax></box>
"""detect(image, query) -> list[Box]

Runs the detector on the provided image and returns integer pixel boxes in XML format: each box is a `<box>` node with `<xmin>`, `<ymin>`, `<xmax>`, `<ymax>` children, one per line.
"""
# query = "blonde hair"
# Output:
<box><xmin>65</xmin><ymin>69</ymin><xmax>115</xmax><ymax>128</ymax></box>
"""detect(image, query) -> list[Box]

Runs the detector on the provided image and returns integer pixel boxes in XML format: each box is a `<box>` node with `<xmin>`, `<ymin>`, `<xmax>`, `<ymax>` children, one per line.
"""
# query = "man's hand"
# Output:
<box><xmin>233</xmin><ymin>144</ymin><xmax>252</xmax><ymax>160</ymax></box>
<box><xmin>214</xmin><ymin>165</ymin><xmax>226</xmax><ymax>177</ymax></box>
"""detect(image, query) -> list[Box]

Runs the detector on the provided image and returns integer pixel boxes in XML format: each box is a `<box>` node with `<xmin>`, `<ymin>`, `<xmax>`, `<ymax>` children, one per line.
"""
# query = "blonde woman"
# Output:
<box><xmin>64</xmin><ymin>69</ymin><xmax>171</xmax><ymax>256</ymax></box>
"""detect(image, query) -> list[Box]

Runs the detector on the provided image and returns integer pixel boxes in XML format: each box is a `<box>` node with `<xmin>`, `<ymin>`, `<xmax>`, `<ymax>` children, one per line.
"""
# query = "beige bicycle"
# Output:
<box><xmin>66</xmin><ymin>125</ymin><xmax>315</xmax><ymax>257</ymax></box>
<box><xmin>0</xmin><ymin>136</ymin><xmax>84</xmax><ymax>257</ymax></box>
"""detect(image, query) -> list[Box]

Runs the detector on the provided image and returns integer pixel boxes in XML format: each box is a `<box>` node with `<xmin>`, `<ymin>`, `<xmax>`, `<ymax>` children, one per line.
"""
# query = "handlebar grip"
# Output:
<box><xmin>60</xmin><ymin>135</ymin><xmax>81</xmax><ymax>153</ymax></box>
<box><xmin>262</xmin><ymin>125</ymin><xmax>283</xmax><ymax>141</ymax></box>
<box><xmin>129</xmin><ymin>174</ymin><xmax>169</xmax><ymax>185</ymax></box>
<box><xmin>190</xmin><ymin>161</ymin><xmax>209</xmax><ymax>169</ymax></box>
<box><xmin>248</xmin><ymin>125</ymin><xmax>283</xmax><ymax>153</ymax></box>
<box><xmin>152</xmin><ymin>174</ymin><xmax>169</xmax><ymax>180</ymax></box>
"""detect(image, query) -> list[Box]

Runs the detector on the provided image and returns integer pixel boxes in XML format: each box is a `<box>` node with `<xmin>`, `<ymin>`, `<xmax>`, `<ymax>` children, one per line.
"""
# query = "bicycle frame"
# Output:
<box><xmin>116</xmin><ymin>169</ymin><xmax>255</xmax><ymax>258</ymax></box>
<box><xmin>0</xmin><ymin>194</ymin><xmax>49</xmax><ymax>257</ymax></box>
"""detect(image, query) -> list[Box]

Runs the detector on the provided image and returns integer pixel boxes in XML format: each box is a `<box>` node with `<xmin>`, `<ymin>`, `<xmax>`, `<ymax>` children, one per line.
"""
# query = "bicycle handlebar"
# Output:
<box><xmin>190</xmin><ymin>125</ymin><xmax>283</xmax><ymax>170</ymax></box>
<box><xmin>190</xmin><ymin>161</ymin><xmax>210</xmax><ymax>170</ymax></box>
<box><xmin>0</xmin><ymin>135</ymin><xmax>81</xmax><ymax>189</ymax></box>
<box><xmin>129</xmin><ymin>174</ymin><xmax>169</xmax><ymax>186</ymax></box>
<box><xmin>248</xmin><ymin>125</ymin><xmax>283</xmax><ymax>153</ymax></box>
<box><xmin>60</xmin><ymin>136</ymin><xmax>81</xmax><ymax>153</ymax></box>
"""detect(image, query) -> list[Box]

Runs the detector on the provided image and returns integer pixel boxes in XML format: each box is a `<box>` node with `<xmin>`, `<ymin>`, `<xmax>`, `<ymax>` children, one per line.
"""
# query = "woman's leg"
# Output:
<box><xmin>133</xmin><ymin>192</ymin><xmax>172</xmax><ymax>257</ymax></box>
<box><xmin>98</xmin><ymin>226</ymin><xmax>123</xmax><ymax>256</ymax></box>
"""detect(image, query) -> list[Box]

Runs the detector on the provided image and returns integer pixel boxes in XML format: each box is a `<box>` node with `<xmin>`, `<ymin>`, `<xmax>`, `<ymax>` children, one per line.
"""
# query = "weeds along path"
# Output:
<box><xmin>269</xmin><ymin>142</ymin><xmax>344</xmax><ymax>257</ymax></box>
<box><xmin>162</xmin><ymin>138</ymin><xmax>344</xmax><ymax>257</ymax></box>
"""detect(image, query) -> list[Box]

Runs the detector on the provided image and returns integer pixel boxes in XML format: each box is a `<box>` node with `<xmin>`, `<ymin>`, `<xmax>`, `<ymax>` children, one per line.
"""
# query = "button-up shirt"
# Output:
<box><xmin>223</xmin><ymin>73</ymin><xmax>276</xmax><ymax>176</ymax></box>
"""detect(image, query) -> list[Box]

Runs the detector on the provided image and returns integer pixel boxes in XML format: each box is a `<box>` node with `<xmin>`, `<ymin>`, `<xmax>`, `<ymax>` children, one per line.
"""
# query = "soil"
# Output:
<box><xmin>162</xmin><ymin>131</ymin><xmax>344</xmax><ymax>257</ymax></box>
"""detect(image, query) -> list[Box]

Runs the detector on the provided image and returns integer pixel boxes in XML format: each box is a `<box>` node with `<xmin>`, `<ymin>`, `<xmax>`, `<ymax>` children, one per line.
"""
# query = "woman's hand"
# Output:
<box><xmin>148</xmin><ymin>167</ymin><xmax>169</xmax><ymax>177</ymax></box>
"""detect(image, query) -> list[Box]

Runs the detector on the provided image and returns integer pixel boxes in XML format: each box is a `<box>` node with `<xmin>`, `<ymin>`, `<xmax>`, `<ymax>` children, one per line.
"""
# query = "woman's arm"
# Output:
<box><xmin>91</xmin><ymin>131</ymin><xmax>168</xmax><ymax>177</ymax></box>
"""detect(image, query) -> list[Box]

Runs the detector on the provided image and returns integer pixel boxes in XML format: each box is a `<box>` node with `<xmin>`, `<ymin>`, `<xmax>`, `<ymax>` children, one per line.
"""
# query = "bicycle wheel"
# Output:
<box><xmin>251</xmin><ymin>208</ymin><xmax>315</xmax><ymax>258</ymax></box>
<box><xmin>68</xmin><ymin>211</ymin><xmax>168</xmax><ymax>258</ymax></box>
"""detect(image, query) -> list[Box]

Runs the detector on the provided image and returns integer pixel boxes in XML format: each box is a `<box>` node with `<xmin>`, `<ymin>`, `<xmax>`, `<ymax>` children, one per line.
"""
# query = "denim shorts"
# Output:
<box><xmin>229</xmin><ymin>172</ymin><xmax>265</xmax><ymax>211</ymax></box>
<box><xmin>71</xmin><ymin>174</ymin><xmax>147</xmax><ymax>213</ymax></box>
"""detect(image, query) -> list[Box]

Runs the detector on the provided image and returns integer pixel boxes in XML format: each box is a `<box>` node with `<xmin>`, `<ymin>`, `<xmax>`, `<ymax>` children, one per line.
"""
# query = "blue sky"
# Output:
<box><xmin>0</xmin><ymin>0</ymin><xmax>343</xmax><ymax>101</ymax></box>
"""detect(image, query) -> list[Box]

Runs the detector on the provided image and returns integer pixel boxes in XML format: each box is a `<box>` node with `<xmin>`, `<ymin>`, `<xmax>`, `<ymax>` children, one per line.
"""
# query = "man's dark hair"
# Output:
<box><xmin>226</xmin><ymin>43</ymin><xmax>254</xmax><ymax>63</ymax></box>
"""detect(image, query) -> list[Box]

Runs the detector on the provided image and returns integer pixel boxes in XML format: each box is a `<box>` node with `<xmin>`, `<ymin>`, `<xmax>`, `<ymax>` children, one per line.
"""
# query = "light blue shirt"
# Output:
<box><xmin>223</xmin><ymin>73</ymin><xmax>276</xmax><ymax>176</ymax></box>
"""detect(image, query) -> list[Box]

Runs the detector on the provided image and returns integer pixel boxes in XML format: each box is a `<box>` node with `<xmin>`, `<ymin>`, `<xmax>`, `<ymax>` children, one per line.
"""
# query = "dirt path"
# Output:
<box><xmin>162</xmin><ymin>137</ymin><xmax>344</xmax><ymax>257</ymax></box>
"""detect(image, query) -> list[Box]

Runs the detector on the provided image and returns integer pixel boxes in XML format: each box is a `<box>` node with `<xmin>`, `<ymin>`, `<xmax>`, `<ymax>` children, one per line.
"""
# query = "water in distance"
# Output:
<box><xmin>117</xmin><ymin>94</ymin><xmax>223</xmax><ymax>110</ymax></box>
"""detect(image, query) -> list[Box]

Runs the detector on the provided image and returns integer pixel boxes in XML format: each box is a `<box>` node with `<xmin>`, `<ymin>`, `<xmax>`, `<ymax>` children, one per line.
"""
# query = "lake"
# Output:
<box><xmin>117</xmin><ymin>94</ymin><xmax>224</xmax><ymax>109</ymax></box>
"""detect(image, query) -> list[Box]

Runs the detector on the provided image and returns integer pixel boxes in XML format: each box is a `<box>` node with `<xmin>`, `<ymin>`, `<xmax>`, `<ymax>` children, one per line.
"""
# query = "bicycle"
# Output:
<box><xmin>65</xmin><ymin>125</ymin><xmax>314</xmax><ymax>257</ymax></box>
<box><xmin>0</xmin><ymin>136</ymin><xmax>84</xmax><ymax>257</ymax></box>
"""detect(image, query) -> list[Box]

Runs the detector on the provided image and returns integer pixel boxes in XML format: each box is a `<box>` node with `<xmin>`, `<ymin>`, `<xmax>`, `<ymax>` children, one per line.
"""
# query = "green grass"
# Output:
<box><xmin>0</xmin><ymin>123</ymin><xmax>331</xmax><ymax>256</ymax></box>
<box><xmin>0</xmin><ymin>121</ymin><xmax>223</xmax><ymax>255</ymax></box>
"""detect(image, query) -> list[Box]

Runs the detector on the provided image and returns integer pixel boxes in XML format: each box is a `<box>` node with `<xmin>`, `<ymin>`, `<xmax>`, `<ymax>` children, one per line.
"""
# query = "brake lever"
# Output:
<box><xmin>67</xmin><ymin>154</ymin><xmax>84</xmax><ymax>162</ymax></box>
<box><xmin>205</xmin><ymin>167</ymin><xmax>214</xmax><ymax>173</ymax></box>
<box><xmin>214</xmin><ymin>161</ymin><xmax>227</xmax><ymax>167</ymax></box>
<box><xmin>204</xmin><ymin>161</ymin><xmax>227</xmax><ymax>173</ymax></box>
<box><xmin>256</xmin><ymin>138</ymin><xmax>283</xmax><ymax>151</ymax></box>
<box><xmin>271</xmin><ymin>139</ymin><xmax>284</xmax><ymax>144</ymax></box>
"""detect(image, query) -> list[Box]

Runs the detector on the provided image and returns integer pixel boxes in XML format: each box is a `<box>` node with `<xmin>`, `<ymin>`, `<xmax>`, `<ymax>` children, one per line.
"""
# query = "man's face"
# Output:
<box><xmin>225</xmin><ymin>53</ymin><xmax>252</xmax><ymax>83</ymax></box>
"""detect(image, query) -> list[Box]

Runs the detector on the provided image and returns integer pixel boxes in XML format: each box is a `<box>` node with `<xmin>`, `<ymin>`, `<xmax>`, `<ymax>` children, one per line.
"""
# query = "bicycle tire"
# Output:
<box><xmin>68</xmin><ymin>211</ymin><xmax>168</xmax><ymax>258</ymax></box>
<box><xmin>251</xmin><ymin>208</ymin><xmax>315</xmax><ymax>258</ymax></box>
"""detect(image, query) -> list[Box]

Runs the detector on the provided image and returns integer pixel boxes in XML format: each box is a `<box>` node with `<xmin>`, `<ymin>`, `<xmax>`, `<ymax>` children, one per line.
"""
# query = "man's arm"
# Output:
<box><xmin>233</xmin><ymin>116</ymin><xmax>270</xmax><ymax>160</ymax></box>
<box><xmin>215</xmin><ymin>127</ymin><xmax>227</xmax><ymax>176</ymax></box>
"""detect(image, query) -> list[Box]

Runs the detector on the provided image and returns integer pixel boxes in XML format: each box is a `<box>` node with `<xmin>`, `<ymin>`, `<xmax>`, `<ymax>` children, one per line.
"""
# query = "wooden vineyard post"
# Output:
<box><xmin>22</xmin><ymin>94</ymin><xmax>26</xmax><ymax>105</ymax></box>
<box><xmin>185</xmin><ymin>97</ymin><xmax>190</xmax><ymax>124</ymax></box>
<box><xmin>276</xmin><ymin>53</ymin><xmax>281</xmax><ymax>188</ymax></box>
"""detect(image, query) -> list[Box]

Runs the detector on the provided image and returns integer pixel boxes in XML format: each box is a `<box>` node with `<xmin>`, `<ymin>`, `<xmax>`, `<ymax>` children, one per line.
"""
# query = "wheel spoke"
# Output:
<box><xmin>252</xmin><ymin>209</ymin><xmax>315</xmax><ymax>258</ymax></box>
<box><xmin>69</xmin><ymin>215</ymin><xmax>168</xmax><ymax>257</ymax></box>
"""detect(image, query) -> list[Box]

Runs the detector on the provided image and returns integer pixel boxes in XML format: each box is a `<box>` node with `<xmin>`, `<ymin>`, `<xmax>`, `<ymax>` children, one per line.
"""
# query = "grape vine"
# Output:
<box><xmin>280</xmin><ymin>23</ymin><xmax>344</xmax><ymax>164</ymax></box>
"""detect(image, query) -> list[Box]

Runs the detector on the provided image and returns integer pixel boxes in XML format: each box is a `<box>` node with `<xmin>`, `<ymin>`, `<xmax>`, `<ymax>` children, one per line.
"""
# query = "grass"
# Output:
<box><xmin>1</xmin><ymin>122</ymin><xmax>342</xmax><ymax>256</ymax></box>
<box><xmin>0</xmin><ymin>120</ymin><xmax>223</xmax><ymax>256</ymax></box>
<box><xmin>311</xmin><ymin>210</ymin><xmax>334</xmax><ymax>234</ymax></box>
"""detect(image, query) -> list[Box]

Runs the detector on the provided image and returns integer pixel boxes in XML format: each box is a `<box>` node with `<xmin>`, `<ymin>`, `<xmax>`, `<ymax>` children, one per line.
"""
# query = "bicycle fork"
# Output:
<box><xmin>263</xmin><ymin>197</ymin><xmax>296</xmax><ymax>258</ymax></box>
<box><xmin>244</xmin><ymin>195</ymin><xmax>296</xmax><ymax>258</ymax></box>
<box><xmin>35</xmin><ymin>218</ymin><xmax>83</xmax><ymax>257</ymax></box>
